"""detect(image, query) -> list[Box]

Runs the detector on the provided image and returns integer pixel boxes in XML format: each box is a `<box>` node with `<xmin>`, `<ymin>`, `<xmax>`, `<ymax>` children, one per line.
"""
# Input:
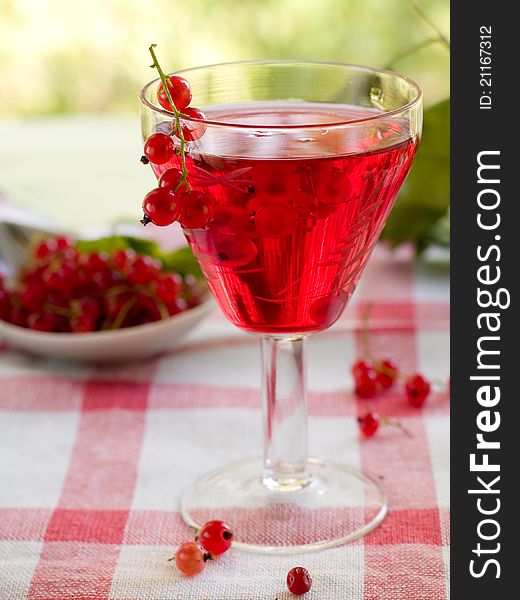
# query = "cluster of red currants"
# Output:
<box><xmin>353</xmin><ymin>358</ymin><xmax>432</xmax><ymax>438</ymax></box>
<box><xmin>141</xmin><ymin>75</ymin><xmax>210</xmax><ymax>230</ymax></box>
<box><xmin>172</xmin><ymin>520</ymin><xmax>233</xmax><ymax>576</ymax></box>
<box><xmin>350</xmin><ymin>303</ymin><xmax>443</xmax><ymax>438</ymax></box>
<box><xmin>173</xmin><ymin>521</ymin><xmax>312</xmax><ymax>595</ymax></box>
<box><xmin>353</xmin><ymin>358</ymin><xmax>431</xmax><ymax>406</ymax></box>
<box><xmin>0</xmin><ymin>236</ymin><xmax>204</xmax><ymax>332</ymax></box>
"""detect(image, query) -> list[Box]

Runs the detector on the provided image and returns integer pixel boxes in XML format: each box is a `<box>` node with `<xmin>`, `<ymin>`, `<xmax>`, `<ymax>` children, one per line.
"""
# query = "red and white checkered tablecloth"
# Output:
<box><xmin>0</xmin><ymin>246</ymin><xmax>450</xmax><ymax>600</ymax></box>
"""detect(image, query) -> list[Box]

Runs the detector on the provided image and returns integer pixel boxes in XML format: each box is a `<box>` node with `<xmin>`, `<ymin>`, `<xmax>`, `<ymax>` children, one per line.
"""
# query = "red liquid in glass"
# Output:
<box><xmin>154</xmin><ymin>103</ymin><xmax>418</xmax><ymax>334</ymax></box>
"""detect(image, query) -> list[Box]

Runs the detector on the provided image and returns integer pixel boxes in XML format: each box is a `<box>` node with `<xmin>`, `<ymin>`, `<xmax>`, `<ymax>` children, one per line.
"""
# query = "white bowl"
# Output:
<box><xmin>0</xmin><ymin>298</ymin><xmax>214</xmax><ymax>363</ymax></box>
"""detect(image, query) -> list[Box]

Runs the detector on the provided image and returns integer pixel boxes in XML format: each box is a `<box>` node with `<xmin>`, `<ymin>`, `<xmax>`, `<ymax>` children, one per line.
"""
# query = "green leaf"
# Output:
<box><xmin>123</xmin><ymin>236</ymin><xmax>164</xmax><ymax>257</ymax></box>
<box><xmin>381</xmin><ymin>99</ymin><xmax>450</xmax><ymax>251</ymax></box>
<box><xmin>76</xmin><ymin>236</ymin><xmax>131</xmax><ymax>255</ymax></box>
<box><xmin>75</xmin><ymin>236</ymin><xmax>203</xmax><ymax>279</ymax></box>
<box><xmin>160</xmin><ymin>246</ymin><xmax>203</xmax><ymax>279</ymax></box>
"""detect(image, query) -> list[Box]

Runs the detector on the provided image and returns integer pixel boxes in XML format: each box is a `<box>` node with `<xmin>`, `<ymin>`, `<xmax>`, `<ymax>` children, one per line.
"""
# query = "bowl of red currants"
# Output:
<box><xmin>0</xmin><ymin>235</ymin><xmax>213</xmax><ymax>362</ymax></box>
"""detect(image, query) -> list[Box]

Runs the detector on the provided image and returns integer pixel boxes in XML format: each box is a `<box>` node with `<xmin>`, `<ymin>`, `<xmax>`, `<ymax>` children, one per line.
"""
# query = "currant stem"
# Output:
<box><xmin>146</xmin><ymin>289</ymin><xmax>169</xmax><ymax>321</ymax></box>
<box><xmin>105</xmin><ymin>284</ymin><xmax>132</xmax><ymax>297</ymax></box>
<box><xmin>376</xmin><ymin>361</ymin><xmax>395</xmax><ymax>377</ymax></box>
<box><xmin>148</xmin><ymin>44</ymin><xmax>191</xmax><ymax>192</ymax></box>
<box><xmin>383</xmin><ymin>417</ymin><xmax>413</xmax><ymax>438</ymax></box>
<box><xmin>107</xmin><ymin>296</ymin><xmax>137</xmax><ymax>330</ymax></box>
<box><xmin>44</xmin><ymin>303</ymin><xmax>71</xmax><ymax>317</ymax></box>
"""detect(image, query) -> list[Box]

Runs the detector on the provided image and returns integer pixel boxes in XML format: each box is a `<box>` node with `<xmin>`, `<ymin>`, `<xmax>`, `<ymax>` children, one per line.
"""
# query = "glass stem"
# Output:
<box><xmin>260</xmin><ymin>335</ymin><xmax>310</xmax><ymax>491</ymax></box>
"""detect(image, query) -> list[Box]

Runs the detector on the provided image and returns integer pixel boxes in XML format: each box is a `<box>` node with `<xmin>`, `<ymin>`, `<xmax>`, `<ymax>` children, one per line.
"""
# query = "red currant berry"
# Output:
<box><xmin>154</xmin><ymin>273</ymin><xmax>182</xmax><ymax>304</ymax></box>
<box><xmin>209</xmin><ymin>206</ymin><xmax>256</xmax><ymax>238</ymax></box>
<box><xmin>43</xmin><ymin>272</ymin><xmax>64</xmax><ymax>295</ymax></box>
<box><xmin>20</xmin><ymin>264</ymin><xmax>44</xmax><ymax>285</ymax></box>
<box><xmin>75</xmin><ymin>298</ymin><xmax>101</xmax><ymax>320</ymax></box>
<box><xmin>157</xmin><ymin>75</ymin><xmax>192</xmax><ymax>112</ymax></box>
<box><xmin>358</xmin><ymin>411</ymin><xmax>381</xmax><ymax>438</ymax></box>
<box><xmin>177</xmin><ymin>107</ymin><xmax>207</xmax><ymax>141</ymax></box>
<box><xmin>70</xmin><ymin>314</ymin><xmax>96</xmax><ymax>333</ymax></box>
<box><xmin>127</xmin><ymin>256</ymin><xmax>162</xmax><ymax>285</ymax></box>
<box><xmin>46</xmin><ymin>292</ymin><xmax>69</xmax><ymax>310</ymax></box>
<box><xmin>263</xmin><ymin>170</ymin><xmax>286</xmax><ymax>196</ymax></box>
<box><xmin>376</xmin><ymin>359</ymin><xmax>399</xmax><ymax>390</ymax></box>
<box><xmin>309</xmin><ymin>294</ymin><xmax>346</xmax><ymax>327</ymax></box>
<box><xmin>246</xmin><ymin>196</ymin><xmax>263</xmax><ymax>215</ymax></box>
<box><xmin>352</xmin><ymin>358</ymin><xmax>373</xmax><ymax>379</ymax></box>
<box><xmin>54</xmin><ymin>236</ymin><xmax>72</xmax><ymax>251</ymax></box>
<box><xmin>208</xmin><ymin>237</ymin><xmax>258</xmax><ymax>268</ymax></box>
<box><xmin>0</xmin><ymin>289</ymin><xmax>10</xmax><ymax>320</ymax></box>
<box><xmin>105</xmin><ymin>291</ymin><xmax>133</xmax><ymax>322</ymax></box>
<box><xmin>259</xmin><ymin>184</ymin><xmax>291</xmax><ymax>205</ymax></box>
<box><xmin>135</xmin><ymin>290</ymin><xmax>163</xmax><ymax>322</ymax></box>
<box><xmin>177</xmin><ymin>190</ymin><xmax>212</xmax><ymax>229</ymax></box>
<box><xmin>42</xmin><ymin>269</ymin><xmax>66</xmax><ymax>293</ymax></box>
<box><xmin>142</xmin><ymin>187</ymin><xmax>180</xmax><ymax>227</ymax></box>
<box><xmin>166</xmin><ymin>297</ymin><xmax>188</xmax><ymax>316</ymax></box>
<box><xmin>184</xmin><ymin>292</ymin><xmax>203</xmax><ymax>308</ymax></box>
<box><xmin>62</xmin><ymin>247</ymin><xmax>79</xmax><ymax>263</ymax></box>
<box><xmin>92</xmin><ymin>269</ymin><xmax>119</xmax><ymax>293</ymax></box>
<box><xmin>316</xmin><ymin>166</ymin><xmax>352</xmax><ymax>205</ymax></box>
<box><xmin>144</xmin><ymin>133</ymin><xmax>175</xmax><ymax>165</ymax></box>
<box><xmin>198</xmin><ymin>520</ymin><xmax>233</xmax><ymax>556</ymax></box>
<box><xmin>405</xmin><ymin>374</ymin><xmax>431</xmax><ymax>407</ymax></box>
<box><xmin>255</xmin><ymin>205</ymin><xmax>297</xmax><ymax>238</ymax></box>
<box><xmin>184</xmin><ymin>273</ymin><xmax>198</xmax><ymax>288</ymax></box>
<box><xmin>19</xmin><ymin>284</ymin><xmax>46</xmax><ymax>312</ymax></box>
<box><xmin>287</xmin><ymin>566</ymin><xmax>312</xmax><ymax>596</ymax></box>
<box><xmin>158</xmin><ymin>167</ymin><xmax>184</xmax><ymax>191</ymax></box>
<box><xmin>174</xmin><ymin>541</ymin><xmax>207</xmax><ymax>576</ymax></box>
<box><xmin>355</xmin><ymin>369</ymin><xmax>378</xmax><ymax>399</ymax></box>
<box><xmin>182</xmin><ymin>275</ymin><xmax>204</xmax><ymax>307</ymax></box>
<box><xmin>295</xmin><ymin>192</ymin><xmax>332</xmax><ymax>221</ymax></box>
<box><xmin>9</xmin><ymin>307</ymin><xmax>28</xmax><ymax>327</ymax></box>
<box><xmin>112</xmin><ymin>249</ymin><xmax>136</xmax><ymax>271</ymax></box>
<box><xmin>81</xmin><ymin>252</ymin><xmax>110</xmax><ymax>276</ymax></box>
<box><xmin>27</xmin><ymin>311</ymin><xmax>59</xmax><ymax>332</ymax></box>
<box><xmin>34</xmin><ymin>239</ymin><xmax>57</xmax><ymax>260</ymax></box>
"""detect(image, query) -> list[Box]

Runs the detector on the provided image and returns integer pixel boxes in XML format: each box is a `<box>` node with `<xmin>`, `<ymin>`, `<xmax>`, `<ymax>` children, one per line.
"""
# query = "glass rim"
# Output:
<box><xmin>139</xmin><ymin>59</ymin><xmax>422</xmax><ymax>130</ymax></box>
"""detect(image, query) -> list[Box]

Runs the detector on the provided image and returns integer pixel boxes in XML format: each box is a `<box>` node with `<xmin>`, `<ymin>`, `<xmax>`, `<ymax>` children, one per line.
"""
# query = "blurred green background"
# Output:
<box><xmin>0</xmin><ymin>0</ymin><xmax>449</xmax><ymax>249</ymax></box>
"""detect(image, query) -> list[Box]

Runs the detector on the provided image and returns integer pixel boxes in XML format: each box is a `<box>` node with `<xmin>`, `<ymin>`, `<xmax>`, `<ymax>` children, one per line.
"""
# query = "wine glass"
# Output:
<box><xmin>140</xmin><ymin>60</ymin><xmax>422</xmax><ymax>553</ymax></box>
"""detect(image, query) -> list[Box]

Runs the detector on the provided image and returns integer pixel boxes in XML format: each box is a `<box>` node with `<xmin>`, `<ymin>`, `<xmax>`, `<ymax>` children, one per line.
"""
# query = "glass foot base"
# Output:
<box><xmin>180</xmin><ymin>457</ymin><xmax>387</xmax><ymax>554</ymax></box>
